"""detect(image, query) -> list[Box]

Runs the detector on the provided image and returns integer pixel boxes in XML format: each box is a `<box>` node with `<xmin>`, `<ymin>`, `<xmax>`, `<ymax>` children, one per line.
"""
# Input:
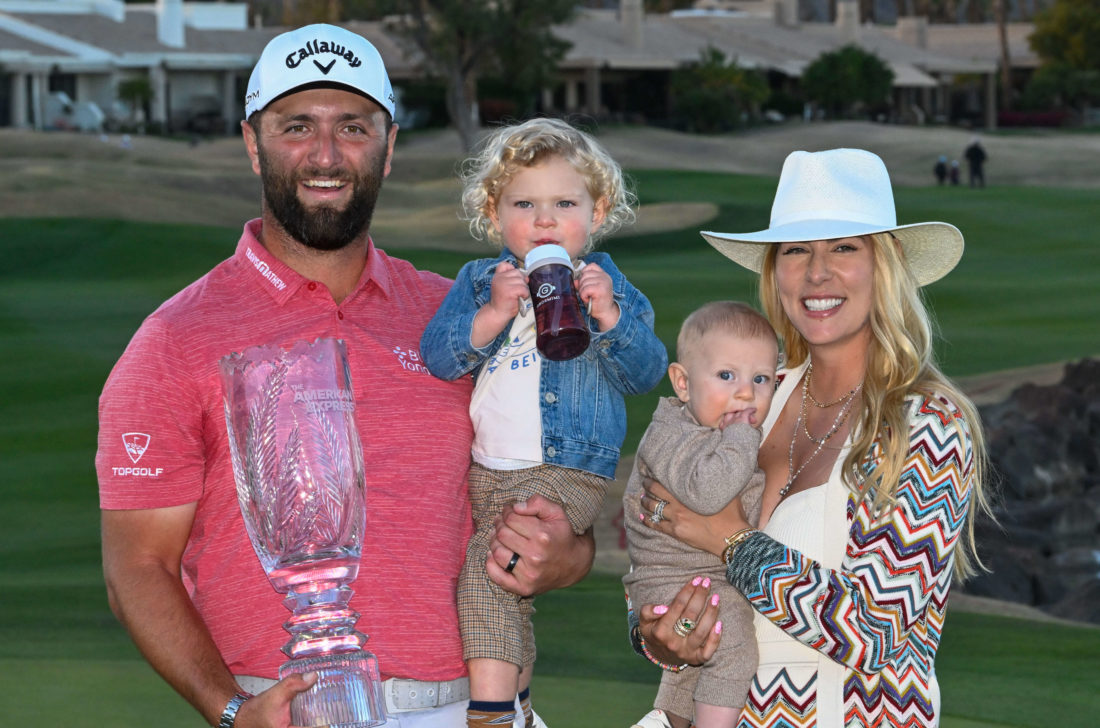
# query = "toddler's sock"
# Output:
<box><xmin>518</xmin><ymin>687</ymin><xmax>534</xmax><ymax>727</ymax></box>
<box><xmin>467</xmin><ymin>699</ymin><xmax>517</xmax><ymax>727</ymax></box>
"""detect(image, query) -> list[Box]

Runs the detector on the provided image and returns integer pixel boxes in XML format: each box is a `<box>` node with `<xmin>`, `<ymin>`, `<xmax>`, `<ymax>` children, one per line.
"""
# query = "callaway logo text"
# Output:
<box><xmin>286</xmin><ymin>38</ymin><xmax>362</xmax><ymax>72</ymax></box>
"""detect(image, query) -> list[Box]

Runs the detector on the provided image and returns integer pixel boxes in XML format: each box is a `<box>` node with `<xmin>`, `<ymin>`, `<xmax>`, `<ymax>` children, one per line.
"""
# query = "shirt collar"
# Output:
<box><xmin>356</xmin><ymin>235</ymin><xmax>393</xmax><ymax>300</ymax></box>
<box><xmin>234</xmin><ymin>219</ymin><xmax>392</xmax><ymax>304</ymax></box>
<box><xmin>234</xmin><ymin>219</ymin><xmax>301</xmax><ymax>305</ymax></box>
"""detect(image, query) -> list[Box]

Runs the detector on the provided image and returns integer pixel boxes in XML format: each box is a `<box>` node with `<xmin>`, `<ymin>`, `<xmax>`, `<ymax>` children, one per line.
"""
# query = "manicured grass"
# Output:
<box><xmin>2</xmin><ymin>171</ymin><xmax>1098</xmax><ymax>725</ymax></box>
<box><xmin>7</xmin><ymin>574</ymin><xmax>1098</xmax><ymax>726</ymax></box>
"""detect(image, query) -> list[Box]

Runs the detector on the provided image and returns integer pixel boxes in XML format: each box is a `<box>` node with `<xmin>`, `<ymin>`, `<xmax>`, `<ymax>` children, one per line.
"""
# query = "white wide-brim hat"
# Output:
<box><xmin>246</xmin><ymin>24</ymin><xmax>395</xmax><ymax>118</ymax></box>
<box><xmin>701</xmin><ymin>148</ymin><xmax>964</xmax><ymax>286</ymax></box>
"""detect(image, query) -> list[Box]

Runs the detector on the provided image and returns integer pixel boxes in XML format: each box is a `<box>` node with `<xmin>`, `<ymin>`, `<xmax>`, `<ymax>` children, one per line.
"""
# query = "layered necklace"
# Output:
<box><xmin>781</xmin><ymin>363</ymin><xmax>863</xmax><ymax>499</ymax></box>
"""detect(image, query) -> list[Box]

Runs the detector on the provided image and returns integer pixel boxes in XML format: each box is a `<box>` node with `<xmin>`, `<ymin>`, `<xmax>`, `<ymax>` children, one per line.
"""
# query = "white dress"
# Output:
<box><xmin>752</xmin><ymin>361</ymin><xmax>851</xmax><ymax>728</ymax></box>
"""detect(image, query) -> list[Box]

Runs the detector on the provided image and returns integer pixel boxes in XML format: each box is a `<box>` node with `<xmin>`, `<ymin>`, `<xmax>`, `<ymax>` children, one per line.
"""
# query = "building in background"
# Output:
<box><xmin>0</xmin><ymin>0</ymin><xmax>1040</xmax><ymax>133</ymax></box>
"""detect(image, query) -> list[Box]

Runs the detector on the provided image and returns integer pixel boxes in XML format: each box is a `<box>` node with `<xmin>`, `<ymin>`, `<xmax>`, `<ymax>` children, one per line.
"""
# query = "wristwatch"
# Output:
<box><xmin>217</xmin><ymin>691</ymin><xmax>253</xmax><ymax>728</ymax></box>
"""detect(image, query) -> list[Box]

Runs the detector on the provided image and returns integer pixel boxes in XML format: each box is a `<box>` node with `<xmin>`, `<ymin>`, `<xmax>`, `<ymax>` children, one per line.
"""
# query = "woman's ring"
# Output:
<box><xmin>653</xmin><ymin>499</ymin><xmax>667</xmax><ymax>521</ymax></box>
<box><xmin>648</xmin><ymin>498</ymin><xmax>668</xmax><ymax>524</ymax></box>
<box><xmin>505</xmin><ymin>551</ymin><xmax>520</xmax><ymax>574</ymax></box>
<box><xmin>673</xmin><ymin>617</ymin><xmax>696</xmax><ymax>637</ymax></box>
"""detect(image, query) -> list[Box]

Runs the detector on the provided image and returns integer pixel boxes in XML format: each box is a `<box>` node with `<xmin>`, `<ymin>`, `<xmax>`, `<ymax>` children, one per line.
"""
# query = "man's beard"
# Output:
<box><xmin>257</xmin><ymin>143</ymin><xmax>386</xmax><ymax>252</ymax></box>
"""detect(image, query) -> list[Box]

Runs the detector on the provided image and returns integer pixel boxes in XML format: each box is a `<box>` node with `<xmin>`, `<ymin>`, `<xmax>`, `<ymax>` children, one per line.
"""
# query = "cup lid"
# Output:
<box><xmin>523</xmin><ymin>244</ymin><xmax>571</xmax><ymax>271</ymax></box>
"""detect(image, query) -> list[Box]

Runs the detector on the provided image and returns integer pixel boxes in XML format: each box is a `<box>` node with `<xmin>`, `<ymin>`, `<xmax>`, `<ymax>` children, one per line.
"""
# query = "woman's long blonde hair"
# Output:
<box><xmin>759</xmin><ymin>233</ymin><xmax>992</xmax><ymax>580</ymax></box>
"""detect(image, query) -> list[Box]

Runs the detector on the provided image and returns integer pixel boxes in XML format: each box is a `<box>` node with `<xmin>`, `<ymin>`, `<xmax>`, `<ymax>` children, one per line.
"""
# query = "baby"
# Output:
<box><xmin>624</xmin><ymin>301</ymin><xmax>779</xmax><ymax>728</ymax></box>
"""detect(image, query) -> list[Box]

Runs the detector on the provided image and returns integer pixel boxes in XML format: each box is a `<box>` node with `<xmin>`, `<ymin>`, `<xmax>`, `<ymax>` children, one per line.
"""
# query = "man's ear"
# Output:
<box><xmin>242</xmin><ymin>119</ymin><xmax>261</xmax><ymax>176</ymax></box>
<box><xmin>382</xmin><ymin>121</ymin><xmax>399</xmax><ymax>178</ymax></box>
<box><xmin>668</xmin><ymin>362</ymin><xmax>690</xmax><ymax>403</ymax></box>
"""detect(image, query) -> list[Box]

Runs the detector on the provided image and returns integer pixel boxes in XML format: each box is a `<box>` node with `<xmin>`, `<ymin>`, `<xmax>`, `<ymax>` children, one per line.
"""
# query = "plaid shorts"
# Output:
<box><xmin>458</xmin><ymin>462</ymin><xmax>608</xmax><ymax>666</ymax></box>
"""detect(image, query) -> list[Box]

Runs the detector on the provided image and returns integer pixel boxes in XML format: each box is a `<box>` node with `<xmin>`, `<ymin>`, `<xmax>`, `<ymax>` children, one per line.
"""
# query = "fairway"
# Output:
<box><xmin>2</xmin><ymin>169</ymin><xmax>1098</xmax><ymax>725</ymax></box>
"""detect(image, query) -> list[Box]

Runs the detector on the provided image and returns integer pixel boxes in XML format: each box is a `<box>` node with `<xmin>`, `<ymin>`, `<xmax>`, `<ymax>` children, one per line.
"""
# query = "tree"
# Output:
<box><xmin>1028</xmin><ymin>0</ymin><xmax>1100</xmax><ymax>111</ymax></box>
<box><xmin>669</xmin><ymin>46</ymin><xmax>769</xmax><ymax>132</ymax></box>
<box><xmin>354</xmin><ymin>1</ymin><xmax>575</xmax><ymax>151</ymax></box>
<box><xmin>801</xmin><ymin>45</ymin><xmax>894</xmax><ymax>118</ymax></box>
<box><xmin>117</xmin><ymin>76</ymin><xmax>153</xmax><ymax>125</ymax></box>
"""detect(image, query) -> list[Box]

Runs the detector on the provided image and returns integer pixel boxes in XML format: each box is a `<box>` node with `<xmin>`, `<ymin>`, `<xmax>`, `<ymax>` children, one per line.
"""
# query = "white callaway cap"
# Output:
<box><xmin>245</xmin><ymin>23</ymin><xmax>395</xmax><ymax>118</ymax></box>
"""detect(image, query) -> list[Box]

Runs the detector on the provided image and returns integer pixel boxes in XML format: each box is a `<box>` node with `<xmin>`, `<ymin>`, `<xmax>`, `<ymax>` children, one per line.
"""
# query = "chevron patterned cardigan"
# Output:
<box><xmin>727</xmin><ymin>391</ymin><xmax>975</xmax><ymax>727</ymax></box>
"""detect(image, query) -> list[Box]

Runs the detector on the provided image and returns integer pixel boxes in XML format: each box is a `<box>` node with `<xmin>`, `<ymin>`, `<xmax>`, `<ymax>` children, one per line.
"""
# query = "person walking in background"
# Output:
<box><xmin>949</xmin><ymin>158</ymin><xmax>961</xmax><ymax>186</ymax></box>
<box><xmin>933</xmin><ymin>155</ymin><xmax>948</xmax><ymax>185</ymax></box>
<box><xmin>97</xmin><ymin>25</ymin><xmax>593</xmax><ymax>728</ymax></box>
<box><xmin>965</xmin><ymin>136</ymin><xmax>987</xmax><ymax>187</ymax></box>
<box><xmin>624</xmin><ymin>301</ymin><xmax>779</xmax><ymax>728</ymax></box>
<box><xmin>629</xmin><ymin>148</ymin><xmax>993</xmax><ymax>728</ymax></box>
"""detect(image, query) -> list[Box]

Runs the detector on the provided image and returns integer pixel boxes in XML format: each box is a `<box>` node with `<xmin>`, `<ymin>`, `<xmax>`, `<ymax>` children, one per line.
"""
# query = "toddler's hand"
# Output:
<box><xmin>471</xmin><ymin>261</ymin><xmax>529</xmax><ymax>348</ymax></box>
<box><xmin>575</xmin><ymin>262</ymin><xmax>619</xmax><ymax>330</ymax></box>
<box><xmin>487</xmin><ymin>261</ymin><xmax>529</xmax><ymax>319</ymax></box>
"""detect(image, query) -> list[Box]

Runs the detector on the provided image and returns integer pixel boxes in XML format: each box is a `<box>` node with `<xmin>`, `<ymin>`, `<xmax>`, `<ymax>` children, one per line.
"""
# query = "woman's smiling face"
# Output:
<box><xmin>774</xmin><ymin>236</ymin><xmax>875</xmax><ymax>352</ymax></box>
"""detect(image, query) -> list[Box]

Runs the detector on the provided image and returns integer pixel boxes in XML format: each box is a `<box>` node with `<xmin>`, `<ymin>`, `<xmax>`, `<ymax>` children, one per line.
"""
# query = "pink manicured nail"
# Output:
<box><xmin>654</xmin><ymin>605</ymin><xmax>669</xmax><ymax>615</ymax></box>
<box><xmin>702</xmin><ymin>578</ymin><xmax>711</xmax><ymax>588</ymax></box>
<box><xmin>711</xmin><ymin>594</ymin><xmax>720</xmax><ymax>607</ymax></box>
<box><xmin>639</xmin><ymin>513</ymin><xmax>645</xmax><ymax>522</ymax></box>
<box><xmin>692</xmin><ymin>576</ymin><xmax>703</xmax><ymax>586</ymax></box>
<box><xmin>715</xmin><ymin>621</ymin><xmax>723</xmax><ymax>635</ymax></box>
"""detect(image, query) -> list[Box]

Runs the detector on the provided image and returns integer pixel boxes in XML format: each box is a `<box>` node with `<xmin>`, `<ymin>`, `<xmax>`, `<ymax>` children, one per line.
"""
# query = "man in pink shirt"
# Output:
<box><xmin>97</xmin><ymin>24</ymin><xmax>592</xmax><ymax>728</ymax></box>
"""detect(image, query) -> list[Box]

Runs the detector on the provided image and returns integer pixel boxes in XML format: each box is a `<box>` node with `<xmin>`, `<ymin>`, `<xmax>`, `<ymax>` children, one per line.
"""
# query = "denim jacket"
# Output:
<box><xmin>420</xmin><ymin>249</ymin><xmax>668</xmax><ymax>479</ymax></box>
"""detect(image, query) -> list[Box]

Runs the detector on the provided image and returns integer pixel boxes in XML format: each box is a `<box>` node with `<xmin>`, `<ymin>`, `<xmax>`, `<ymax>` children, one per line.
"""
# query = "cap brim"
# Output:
<box><xmin>258</xmin><ymin>80</ymin><xmax>391</xmax><ymax>119</ymax></box>
<box><xmin>701</xmin><ymin>220</ymin><xmax>964</xmax><ymax>286</ymax></box>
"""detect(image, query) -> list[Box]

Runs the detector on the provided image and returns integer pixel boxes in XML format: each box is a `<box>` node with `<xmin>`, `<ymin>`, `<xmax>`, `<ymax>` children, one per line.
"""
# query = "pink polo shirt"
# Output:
<box><xmin>97</xmin><ymin>219</ymin><xmax>474</xmax><ymax>681</ymax></box>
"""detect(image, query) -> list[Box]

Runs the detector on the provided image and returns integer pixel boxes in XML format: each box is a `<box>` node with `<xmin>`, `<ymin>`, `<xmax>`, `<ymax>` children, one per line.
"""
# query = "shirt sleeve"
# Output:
<box><xmin>96</xmin><ymin>313</ymin><xmax>207</xmax><ymax>509</ymax></box>
<box><xmin>727</xmin><ymin>395</ymin><xmax>975</xmax><ymax>674</ymax></box>
<box><xmin>585</xmin><ymin>255</ymin><xmax>668</xmax><ymax>396</ymax></box>
<box><xmin>419</xmin><ymin>260</ymin><xmax>495</xmax><ymax>380</ymax></box>
<box><xmin>645</xmin><ymin>418</ymin><xmax>761</xmax><ymax>516</ymax></box>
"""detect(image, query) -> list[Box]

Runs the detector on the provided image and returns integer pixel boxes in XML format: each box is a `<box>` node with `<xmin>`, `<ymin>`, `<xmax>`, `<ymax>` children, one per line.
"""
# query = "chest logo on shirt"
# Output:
<box><xmin>485</xmin><ymin>335</ymin><xmax>538</xmax><ymax>375</ymax></box>
<box><xmin>394</xmin><ymin>346</ymin><xmax>429</xmax><ymax>374</ymax></box>
<box><xmin>122</xmin><ymin>432</ymin><xmax>151</xmax><ymax>463</ymax></box>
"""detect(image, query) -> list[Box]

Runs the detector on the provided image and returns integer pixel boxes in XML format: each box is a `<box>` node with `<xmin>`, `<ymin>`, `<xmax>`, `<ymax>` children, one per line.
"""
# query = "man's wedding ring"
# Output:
<box><xmin>673</xmin><ymin>617</ymin><xmax>696</xmax><ymax>638</ymax></box>
<box><xmin>505</xmin><ymin>551</ymin><xmax>520</xmax><ymax>574</ymax></box>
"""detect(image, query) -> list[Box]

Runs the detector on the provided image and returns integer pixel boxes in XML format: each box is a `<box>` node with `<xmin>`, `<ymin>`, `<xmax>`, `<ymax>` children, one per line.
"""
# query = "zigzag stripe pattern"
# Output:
<box><xmin>739</xmin><ymin>669</ymin><xmax>816</xmax><ymax>728</ymax></box>
<box><xmin>733</xmin><ymin>392</ymin><xmax>975</xmax><ymax>727</ymax></box>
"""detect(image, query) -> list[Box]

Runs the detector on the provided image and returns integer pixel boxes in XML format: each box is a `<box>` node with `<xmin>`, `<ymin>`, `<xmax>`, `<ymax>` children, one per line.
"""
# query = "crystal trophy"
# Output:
<box><xmin>220</xmin><ymin>338</ymin><xmax>386</xmax><ymax>728</ymax></box>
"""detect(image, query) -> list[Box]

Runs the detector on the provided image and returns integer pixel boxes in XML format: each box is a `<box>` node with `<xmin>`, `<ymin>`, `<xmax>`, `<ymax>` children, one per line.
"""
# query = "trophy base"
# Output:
<box><xmin>279</xmin><ymin>651</ymin><xmax>387</xmax><ymax>728</ymax></box>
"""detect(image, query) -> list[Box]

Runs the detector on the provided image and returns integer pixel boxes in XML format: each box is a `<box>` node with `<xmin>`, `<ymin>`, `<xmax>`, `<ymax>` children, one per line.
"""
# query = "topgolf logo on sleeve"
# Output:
<box><xmin>115</xmin><ymin>432</ymin><xmax>163</xmax><ymax>478</ymax></box>
<box><xmin>123</xmin><ymin>432</ymin><xmax>150</xmax><ymax>463</ymax></box>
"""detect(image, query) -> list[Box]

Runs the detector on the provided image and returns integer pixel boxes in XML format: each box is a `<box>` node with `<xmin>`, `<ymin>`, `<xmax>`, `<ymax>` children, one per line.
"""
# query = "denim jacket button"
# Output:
<box><xmin>598</xmin><ymin>339</ymin><xmax>612</xmax><ymax>350</ymax></box>
<box><xmin>465</xmin><ymin>353</ymin><xmax>478</xmax><ymax>363</ymax></box>
<box><xmin>546</xmin><ymin>446</ymin><xmax>557</xmax><ymax>458</ymax></box>
<box><xmin>544</xmin><ymin>392</ymin><xmax>558</xmax><ymax>404</ymax></box>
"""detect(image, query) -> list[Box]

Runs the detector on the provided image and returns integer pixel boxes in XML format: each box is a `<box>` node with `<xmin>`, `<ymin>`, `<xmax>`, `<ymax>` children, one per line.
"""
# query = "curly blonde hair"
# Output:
<box><xmin>759</xmin><ymin>233</ymin><xmax>992</xmax><ymax>581</ymax></box>
<box><xmin>460</xmin><ymin>117</ymin><xmax>636</xmax><ymax>250</ymax></box>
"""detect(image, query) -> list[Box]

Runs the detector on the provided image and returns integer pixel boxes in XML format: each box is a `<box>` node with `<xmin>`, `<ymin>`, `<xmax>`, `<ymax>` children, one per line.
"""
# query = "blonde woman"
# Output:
<box><xmin>630</xmin><ymin>148</ymin><xmax>991</xmax><ymax>728</ymax></box>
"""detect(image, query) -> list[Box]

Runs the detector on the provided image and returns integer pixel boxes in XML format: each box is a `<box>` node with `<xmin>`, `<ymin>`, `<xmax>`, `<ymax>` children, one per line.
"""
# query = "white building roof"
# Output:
<box><xmin>553</xmin><ymin>9</ymin><xmax>996</xmax><ymax>86</ymax></box>
<box><xmin>0</xmin><ymin>2</ymin><xmax>1025</xmax><ymax>86</ymax></box>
